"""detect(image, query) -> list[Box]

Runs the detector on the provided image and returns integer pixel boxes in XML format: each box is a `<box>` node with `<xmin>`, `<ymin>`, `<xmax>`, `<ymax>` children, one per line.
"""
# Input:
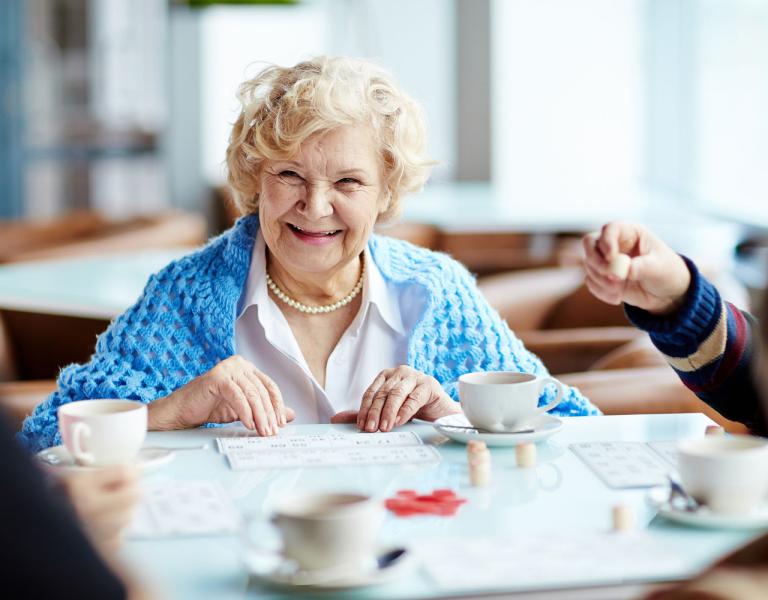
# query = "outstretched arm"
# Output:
<box><xmin>582</xmin><ymin>222</ymin><xmax>763</xmax><ymax>433</ymax></box>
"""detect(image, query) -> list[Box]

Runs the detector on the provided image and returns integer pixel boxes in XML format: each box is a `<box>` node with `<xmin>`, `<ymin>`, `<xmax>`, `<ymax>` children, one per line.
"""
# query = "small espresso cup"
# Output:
<box><xmin>58</xmin><ymin>399</ymin><xmax>147</xmax><ymax>466</ymax></box>
<box><xmin>270</xmin><ymin>493</ymin><xmax>384</xmax><ymax>573</ymax></box>
<box><xmin>459</xmin><ymin>371</ymin><xmax>564</xmax><ymax>432</ymax></box>
<box><xmin>678</xmin><ymin>435</ymin><xmax>768</xmax><ymax>515</ymax></box>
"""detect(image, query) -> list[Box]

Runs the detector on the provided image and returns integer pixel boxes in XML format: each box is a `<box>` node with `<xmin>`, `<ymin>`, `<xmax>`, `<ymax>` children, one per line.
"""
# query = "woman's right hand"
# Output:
<box><xmin>581</xmin><ymin>222</ymin><xmax>692</xmax><ymax>316</ymax></box>
<box><xmin>148</xmin><ymin>355</ymin><xmax>294</xmax><ymax>436</ymax></box>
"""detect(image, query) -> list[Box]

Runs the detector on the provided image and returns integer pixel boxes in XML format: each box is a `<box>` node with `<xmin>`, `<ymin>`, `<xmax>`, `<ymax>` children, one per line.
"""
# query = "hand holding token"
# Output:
<box><xmin>581</xmin><ymin>222</ymin><xmax>692</xmax><ymax>316</ymax></box>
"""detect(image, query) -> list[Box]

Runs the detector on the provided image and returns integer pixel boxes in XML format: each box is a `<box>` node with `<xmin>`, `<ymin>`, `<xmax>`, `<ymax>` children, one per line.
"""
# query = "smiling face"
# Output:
<box><xmin>258</xmin><ymin>125</ymin><xmax>386</xmax><ymax>282</ymax></box>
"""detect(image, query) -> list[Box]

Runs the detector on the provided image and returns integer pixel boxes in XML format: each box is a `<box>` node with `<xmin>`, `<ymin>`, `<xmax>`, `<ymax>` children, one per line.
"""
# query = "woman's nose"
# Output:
<box><xmin>298</xmin><ymin>183</ymin><xmax>334</xmax><ymax>219</ymax></box>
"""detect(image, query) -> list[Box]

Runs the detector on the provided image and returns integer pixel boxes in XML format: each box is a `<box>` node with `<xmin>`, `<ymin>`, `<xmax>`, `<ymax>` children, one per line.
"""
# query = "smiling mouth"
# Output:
<box><xmin>287</xmin><ymin>223</ymin><xmax>342</xmax><ymax>237</ymax></box>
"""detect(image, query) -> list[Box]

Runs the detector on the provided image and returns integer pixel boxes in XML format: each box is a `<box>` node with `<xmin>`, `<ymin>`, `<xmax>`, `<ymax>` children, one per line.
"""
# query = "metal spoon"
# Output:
<box><xmin>285</xmin><ymin>547</ymin><xmax>408</xmax><ymax>586</ymax></box>
<box><xmin>666</xmin><ymin>474</ymin><xmax>699</xmax><ymax>512</ymax></box>
<box><xmin>143</xmin><ymin>443</ymin><xmax>211</xmax><ymax>452</ymax></box>
<box><xmin>411</xmin><ymin>418</ymin><xmax>534</xmax><ymax>435</ymax></box>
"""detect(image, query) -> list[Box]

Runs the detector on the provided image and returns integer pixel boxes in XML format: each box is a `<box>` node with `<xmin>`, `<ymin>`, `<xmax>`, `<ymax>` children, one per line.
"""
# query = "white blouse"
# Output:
<box><xmin>234</xmin><ymin>232</ymin><xmax>420</xmax><ymax>423</ymax></box>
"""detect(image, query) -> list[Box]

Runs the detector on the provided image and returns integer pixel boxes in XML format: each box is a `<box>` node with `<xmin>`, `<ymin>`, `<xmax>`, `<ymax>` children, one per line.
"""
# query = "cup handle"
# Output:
<box><xmin>240</xmin><ymin>513</ymin><xmax>283</xmax><ymax>560</ymax></box>
<box><xmin>71</xmin><ymin>422</ymin><xmax>94</xmax><ymax>465</ymax></box>
<box><xmin>537</xmin><ymin>463</ymin><xmax>563</xmax><ymax>492</ymax></box>
<box><xmin>535</xmin><ymin>377</ymin><xmax>564</xmax><ymax>415</ymax></box>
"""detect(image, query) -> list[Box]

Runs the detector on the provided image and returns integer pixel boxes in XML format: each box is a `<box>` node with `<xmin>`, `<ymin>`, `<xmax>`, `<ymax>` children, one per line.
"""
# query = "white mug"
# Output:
<box><xmin>459</xmin><ymin>371</ymin><xmax>564</xmax><ymax>432</ymax></box>
<box><xmin>678</xmin><ymin>435</ymin><xmax>768</xmax><ymax>515</ymax></box>
<box><xmin>58</xmin><ymin>399</ymin><xmax>147</xmax><ymax>466</ymax></box>
<box><xmin>269</xmin><ymin>493</ymin><xmax>384</xmax><ymax>573</ymax></box>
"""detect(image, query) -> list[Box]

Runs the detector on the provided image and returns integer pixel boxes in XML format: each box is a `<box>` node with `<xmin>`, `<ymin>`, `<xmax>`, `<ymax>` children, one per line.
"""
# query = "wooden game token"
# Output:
<box><xmin>467</xmin><ymin>440</ymin><xmax>491</xmax><ymax>486</ymax></box>
<box><xmin>608</xmin><ymin>253</ymin><xmax>631</xmax><ymax>280</ymax></box>
<box><xmin>612</xmin><ymin>503</ymin><xmax>634</xmax><ymax>532</ymax></box>
<box><xmin>515</xmin><ymin>442</ymin><xmax>537</xmax><ymax>468</ymax></box>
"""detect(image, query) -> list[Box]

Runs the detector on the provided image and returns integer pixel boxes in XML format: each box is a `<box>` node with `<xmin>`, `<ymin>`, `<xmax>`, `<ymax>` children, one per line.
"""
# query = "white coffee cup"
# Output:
<box><xmin>459</xmin><ymin>371</ymin><xmax>564</xmax><ymax>432</ymax></box>
<box><xmin>270</xmin><ymin>493</ymin><xmax>384</xmax><ymax>573</ymax></box>
<box><xmin>58</xmin><ymin>399</ymin><xmax>147</xmax><ymax>466</ymax></box>
<box><xmin>678</xmin><ymin>435</ymin><xmax>768</xmax><ymax>515</ymax></box>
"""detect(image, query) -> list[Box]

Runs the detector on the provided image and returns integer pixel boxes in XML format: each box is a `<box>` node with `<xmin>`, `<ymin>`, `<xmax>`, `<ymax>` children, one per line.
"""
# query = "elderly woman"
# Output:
<box><xmin>19</xmin><ymin>56</ymin><xmax>598</xmax><ymax>452</ymax></box>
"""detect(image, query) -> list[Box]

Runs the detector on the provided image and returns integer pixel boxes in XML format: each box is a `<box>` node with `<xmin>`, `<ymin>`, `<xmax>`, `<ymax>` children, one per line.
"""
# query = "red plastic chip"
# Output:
<box><xmin>386</xmin><ymin>489</ymin><xmax>466</xmax><ymax>518</ymax></box>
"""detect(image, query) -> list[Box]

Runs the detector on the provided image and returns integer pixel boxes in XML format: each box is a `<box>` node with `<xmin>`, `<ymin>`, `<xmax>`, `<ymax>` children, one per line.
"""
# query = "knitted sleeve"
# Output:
<box><xmin>407</xmin><ymin>253</ymin><xmax>600</xmax><ymax>417</ymax></box>
<box><xmin>624</xmin><ymin>257</ymin><xmax>763</xmax><ymax>433</ymax></box>
<box><xmin>17</xmin><ymin>251</ymin><xmax>229</xmax><ymax>453</ymax></box>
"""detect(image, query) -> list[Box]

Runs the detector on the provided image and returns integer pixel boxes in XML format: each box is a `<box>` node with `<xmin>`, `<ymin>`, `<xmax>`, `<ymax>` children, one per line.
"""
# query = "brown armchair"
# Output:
<box><xmin>477</xmin><ymin>267</ymin><xmax>645</xmax><ymax>374</ymax></box>
<box><xmin>0</xmin><ymin>210</ymin><xmax>206</xmax><ymax>264</ymax></box>
<box><xmin>0</xmin><ymin>310</ymin><xmax>59</xmax><ymax>429</ymax></box>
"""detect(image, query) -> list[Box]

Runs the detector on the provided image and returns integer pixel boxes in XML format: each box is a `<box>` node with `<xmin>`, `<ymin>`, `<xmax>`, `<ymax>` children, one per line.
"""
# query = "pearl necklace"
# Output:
<box><xmin>265</xmin><ymin>262</ymin><xmax>365</xmax><ymax>314</ymax></box>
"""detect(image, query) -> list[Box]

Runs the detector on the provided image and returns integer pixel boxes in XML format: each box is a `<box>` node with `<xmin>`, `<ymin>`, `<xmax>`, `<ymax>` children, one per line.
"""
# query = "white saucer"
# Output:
<box><xmin>648</xmin><ymin>490</ymin><xmax>768</xmax><ymax>530</ymax></box>
<box><xmin>432</xmin><ymin>413</ymin><xmax>563</xmax><ymax>446</ymax></box>
<box><xmin>36</xmin><ymin>446</ymin><xmax>175</xmax><ymax>473</ymax></box>
<box><xmin>245</xmin><ymin>546</ymin><xmax>415</xmax><ymax>590</ymax></box>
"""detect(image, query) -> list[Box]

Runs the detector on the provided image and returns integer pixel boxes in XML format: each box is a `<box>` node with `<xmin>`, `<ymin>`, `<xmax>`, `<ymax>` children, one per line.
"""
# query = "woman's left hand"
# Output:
<box><xmin>341</xmin><ymin>366</ymin><xmax>461</xmax><ymax>432</ymax></box>
<box><xmin>58</xmin><ymin>465</ymin><xmax>141</xmax><ymax>550</ymax></box>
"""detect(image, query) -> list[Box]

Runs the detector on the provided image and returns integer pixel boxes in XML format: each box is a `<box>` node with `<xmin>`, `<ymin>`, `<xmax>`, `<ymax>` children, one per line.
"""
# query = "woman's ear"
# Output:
<box><xmin>377</xmin><ymin>189</ymin><xmax>392</xmax><ymax>218</ymax></box>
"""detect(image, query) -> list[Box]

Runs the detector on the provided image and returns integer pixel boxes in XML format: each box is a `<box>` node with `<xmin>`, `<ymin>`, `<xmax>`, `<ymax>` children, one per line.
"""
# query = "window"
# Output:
<box><xmin>690</xmin><ymin>0</ymin><xmax>768</xmax><ymax>224</ymax></box>
<box><xmin>492</xmin><ymin>0</ymin><xmax>645</xmax><ymax>216</ymax></box>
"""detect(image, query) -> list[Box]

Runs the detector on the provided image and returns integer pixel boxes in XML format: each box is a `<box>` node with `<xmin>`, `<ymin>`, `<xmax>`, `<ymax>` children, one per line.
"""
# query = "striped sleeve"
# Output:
<box><xmin>624</xmin><ymin>257</ymin><xmax>763</xmax><ymax>433</ymax></box>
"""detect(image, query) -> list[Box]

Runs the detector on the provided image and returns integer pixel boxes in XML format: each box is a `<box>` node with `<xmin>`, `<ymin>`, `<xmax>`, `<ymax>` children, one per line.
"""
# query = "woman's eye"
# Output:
<box><xmin>277</xmin><ymin>170</ymin><xmax>304</xmax><ymax>185</ymax></box>
<box><xmin>337</xmin><ymin>177</ymin><xmax>361</xmax><ymax>186</ymax></box>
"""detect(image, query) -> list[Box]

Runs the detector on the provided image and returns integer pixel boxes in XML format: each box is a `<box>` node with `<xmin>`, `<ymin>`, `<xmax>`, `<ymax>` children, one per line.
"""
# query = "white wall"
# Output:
<box><xmin>199</xmin><ymin>3</ymin><xmax>328</xmax><ymax>186</ymax></box>
<box><xmin>692</xmin><ymin>0</ymin><xmax>768</xmax><ymax>223</ymax></box>
<box><xmin>492</xmin><ymin>0</ymin><xmax>645</xmax><ymax>216</ymax></box>
<box><xmin>198</xmin><ymin>0</ymin><xmax>456</xmax><ymax>187</ymax></box>
<box><xmin>325</xmin><ymin>0</ymin><xmax>456</xmax><ymax>181</ymax></box>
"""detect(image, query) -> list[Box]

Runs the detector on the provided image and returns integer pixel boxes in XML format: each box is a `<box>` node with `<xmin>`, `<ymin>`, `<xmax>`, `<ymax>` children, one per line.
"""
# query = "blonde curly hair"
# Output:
<box><xmin>225</xmin><ymin>56</ymin><xmax>434</xmax><ymax>222</ymax></box>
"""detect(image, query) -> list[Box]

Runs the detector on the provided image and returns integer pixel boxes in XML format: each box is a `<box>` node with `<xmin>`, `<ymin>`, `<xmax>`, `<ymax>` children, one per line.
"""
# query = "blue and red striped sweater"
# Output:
<box><xmin>625</xmin><ymin>258</ymin><xmax>763</xmax><ymax>433</ymax></box>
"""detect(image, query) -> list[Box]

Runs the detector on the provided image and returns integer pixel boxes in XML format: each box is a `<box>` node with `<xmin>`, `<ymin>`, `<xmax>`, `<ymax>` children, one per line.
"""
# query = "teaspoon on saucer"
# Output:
<box><xmin>666</xmin><ymin>474</ymin><xmax>700</xmax><ymax>512</ymax></box>
<box><xmin>144</xmin><ymin>443</ymin><xmax>211</xmax><ymax>452</ymax></box>
<box><xmin>279</xmin><ymin>547</ymin><xmax>409</xmax><ymax>586</ymax></box>
<box><xmin>412</xmin><ymin>418</ymin><xmax>534</xmax><ymax>435</ymax></box>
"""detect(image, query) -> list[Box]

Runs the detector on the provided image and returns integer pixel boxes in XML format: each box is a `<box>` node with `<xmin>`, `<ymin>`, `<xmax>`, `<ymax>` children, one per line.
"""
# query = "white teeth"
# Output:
<box><xmin>291</xmin><ymin>224</ymin><xmax>337</xmax><ymax>235</ymax></box>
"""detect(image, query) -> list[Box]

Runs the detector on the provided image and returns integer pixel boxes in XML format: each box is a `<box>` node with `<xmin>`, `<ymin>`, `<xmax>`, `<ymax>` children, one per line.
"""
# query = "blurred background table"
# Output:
<box><xmin>0</xmin><ymin>249</ymin><xmax>188</xmax><ymax>427</ymax></box>
<box><xmin>0</xmin><ymin>249</ymin><xmax>187</xmax><ymax>320</ymax></box>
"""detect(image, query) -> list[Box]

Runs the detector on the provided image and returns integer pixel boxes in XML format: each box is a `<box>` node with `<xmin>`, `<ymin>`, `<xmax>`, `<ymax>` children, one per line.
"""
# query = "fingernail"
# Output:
<box><xmin>395</xmin><ymin>415</ymin><xmax>404</xmax><ymax>427</ymax></box>
<box><xmin>367</xmin><ymin>419</ymin><xmax>377</xmax><ymax>432</ymax></box>
<box><xmin>380</xmin><ymin>419</ymin><xmax>389</xmax><ymax>431</ymax></box>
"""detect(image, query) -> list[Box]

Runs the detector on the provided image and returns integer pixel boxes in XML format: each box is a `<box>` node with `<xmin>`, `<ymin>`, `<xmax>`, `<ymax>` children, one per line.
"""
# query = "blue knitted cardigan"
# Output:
<box><xmin>19</xmin><ymin>216</ymin><xmax>598</xmax><ymax>452</ymax></box>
